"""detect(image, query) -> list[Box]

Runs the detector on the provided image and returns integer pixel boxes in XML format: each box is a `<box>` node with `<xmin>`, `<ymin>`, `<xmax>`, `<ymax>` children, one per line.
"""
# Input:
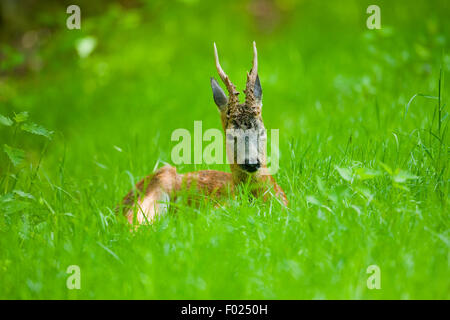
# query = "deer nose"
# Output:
<box><xmin>240</xmin><ymin>160</ymin><xmax>261</xmax><ymax>173</ymax></box>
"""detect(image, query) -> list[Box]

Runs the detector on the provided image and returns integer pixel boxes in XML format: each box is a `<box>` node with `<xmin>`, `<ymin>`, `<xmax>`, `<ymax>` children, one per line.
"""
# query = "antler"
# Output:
<box><xmin>244</xmin><ymin>41</ymin><xmax>259</xmax><ymax>106</ymax></box>
<box><xmin>249</xmin><ymin>41</ymin><xmax>258</xmax><ymax>80</ymax></box>
<box><xmin>214</xmin><ymin>42</ymin><xmax>239</xmax><ymax>104</ymax></box>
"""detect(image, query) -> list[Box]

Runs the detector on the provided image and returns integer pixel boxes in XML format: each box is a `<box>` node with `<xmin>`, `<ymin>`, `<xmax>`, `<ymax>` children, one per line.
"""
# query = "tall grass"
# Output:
<box><xmin>0</xmin><ymin>0</ymin><xmax>448</xmax><ymax>299</ymax></box>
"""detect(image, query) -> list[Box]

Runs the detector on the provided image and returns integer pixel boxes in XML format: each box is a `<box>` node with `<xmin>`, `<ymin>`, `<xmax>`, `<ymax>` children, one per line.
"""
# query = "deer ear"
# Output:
<box><xmin>211</xmin><ymin>77</ymin><xmax>228</xmax><ymax>110</ymax></box>
<box><xmin>254</xmin><ymin>75</ymin><xmax>262</xmax><ymax>102</ymax></box>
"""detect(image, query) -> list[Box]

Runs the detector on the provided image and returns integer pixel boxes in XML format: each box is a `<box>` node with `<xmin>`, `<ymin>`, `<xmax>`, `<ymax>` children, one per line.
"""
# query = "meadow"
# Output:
<box><xmin>0</xmin><ymin>0</ymin><xmax>448</xmax><ymax>299</ymax></box>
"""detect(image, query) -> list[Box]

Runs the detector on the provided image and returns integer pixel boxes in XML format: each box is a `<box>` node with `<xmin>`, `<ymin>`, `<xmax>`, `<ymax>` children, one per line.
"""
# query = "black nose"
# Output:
<box><xmin>240</xmin><ymin>161</ymin><xmax>261</xmax><ymax>173</ymax></box>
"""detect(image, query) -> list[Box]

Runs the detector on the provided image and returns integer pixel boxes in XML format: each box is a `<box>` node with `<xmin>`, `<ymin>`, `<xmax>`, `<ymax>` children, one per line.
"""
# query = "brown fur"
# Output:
<box><xmin>121</xmin><ymin>42</ymin><xmax>288</xmax><ymax>226</ymax></box>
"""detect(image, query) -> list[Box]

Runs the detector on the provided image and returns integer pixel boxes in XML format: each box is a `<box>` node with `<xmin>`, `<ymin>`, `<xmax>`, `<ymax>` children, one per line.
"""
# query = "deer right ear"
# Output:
<box><xmin>210</xmin><ymin>77</ymin><xmax>228</xmax><ymax>111</ymax></box>
<box><xmin>254</xmin><ymin>75</ymin><xmax>262</xmax><ymax>102</ymax></box>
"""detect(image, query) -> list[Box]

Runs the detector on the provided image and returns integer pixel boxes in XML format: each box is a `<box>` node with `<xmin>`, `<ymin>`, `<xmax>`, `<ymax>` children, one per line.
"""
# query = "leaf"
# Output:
<box><xmin>355</xmin><ymin>167</ymin><xmax>381</xmax><ymax>180</ymax></box>
<box><xmin>335</xmin><ymin>166</ymin><xmax>352</xmax><ymax>182</ymax></box>
<box><xmin>1</xmin><ymin>194</ymin><xmax>30</xmax><ymax>214</ymax></box>
<box><xmin>379</xmin><ymin>162</ymin><xmax>393</xmax><ymax>175</ymax></box>
<box><xmin>0</xmin><ymin>193</ymin><xmax>14</xmax><ymax>203</ymax></box>
<box><xmin>13</xmin><ymin>111</ymin><xmax>29</xmax><ymax>123</ymax></box>
<box><xmin>21</xmin><ymin>122</ymin><xmax>53</xmax><ymax>139</ymax></box>
<box><xmin>76</xmin><ymin>36</ymin><xmax>97</xmax><ymax>58</ymax></box>
<box><xmin>0</xmin><ymin>114</ymin><xmax>13</xmax><ymax>126</ymax></box>
<box><xmin>13</xmin><ymin>190</ymin><xmax>35</xmax><ymax>200</ymax></box>
<box><xmin>316</xmin><ymin>176</ymin><xmax>326</xmax><ymax>194</ymax></box>
<box><xmin>392</xmin><ymin>183</ymin><xmax>410</xmax><ymax>191</ymax></box>
<box><xmin>3</xmin><ymin>144</ymin><xmax>25</xmax><ymax>167</ymax></box>
<box><xmin>393</xmin><ymin>170</ymin><xmax>419</xmax><ymax>183</ymax></box>
<box><xmin>306</xmin><ymin>195</ymin><xmax>321</xmax><ymax>206</ymax></box>
<box><xmin>351</xmin><ymin>205</ymin><xmax>361</xmax><ymax>215</ymax></box>
<box><xmin>94</xmin><ymin>161</ymin><xmax>108</xmax><ymax>170</ymax></box>
<box><xmin>356</xmin><ymin>187</ymin><xmax>374</xmax><ymax>202</ymax></box>
<box><xmin>1</xmin><ymin>200</ymin><xmax>29</xmax><ymax>214</ymax></box>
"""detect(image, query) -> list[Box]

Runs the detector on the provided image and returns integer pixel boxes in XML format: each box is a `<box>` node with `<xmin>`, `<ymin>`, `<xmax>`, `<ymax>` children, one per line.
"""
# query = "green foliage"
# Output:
<box><xmin>1</xmin><ymin>111</ymin><xmax>52</xmax><ymax>197</ymax></box>
<box><xmin>21</xmin><ymin>122</ymin><xmax>53</xmax><ymax>140</ymax></box>
<box><xmin>3</xmin><ymin>144</ymin><xmax>25</xmax><ymax>167</ymax></box>
<box><xmin>13</xmin><ymin>112</ymin><xmax>29</xmax><ymax>123</ymax></box>
<box><xmin>0</xmin><ymin>0</ymin><xmax>448</xmax><ymax>299</ymax></box>
<box><xmin>0</xmin><ymin>115</ymin><xmax>13</xmax><ymax>126</ymax></box>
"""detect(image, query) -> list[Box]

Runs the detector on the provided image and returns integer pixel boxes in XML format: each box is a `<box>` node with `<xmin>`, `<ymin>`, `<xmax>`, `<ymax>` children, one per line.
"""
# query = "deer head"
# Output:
<box><xmin>210</xmin><ymin>42</ymin><xmax>266</xmax><ymax>176</ymax></box>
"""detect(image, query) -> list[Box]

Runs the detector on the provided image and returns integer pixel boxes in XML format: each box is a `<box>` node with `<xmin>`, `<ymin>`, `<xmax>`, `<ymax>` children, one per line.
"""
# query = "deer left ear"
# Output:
<box><xmin>211</xmin><ymin>77</ymin><xmax>228</xmax><ymax>111</ymax></box>
<box><xmin>254</xmin><ymin>75</ymin><xmax>262</xmax><ymax>102</ymax></box>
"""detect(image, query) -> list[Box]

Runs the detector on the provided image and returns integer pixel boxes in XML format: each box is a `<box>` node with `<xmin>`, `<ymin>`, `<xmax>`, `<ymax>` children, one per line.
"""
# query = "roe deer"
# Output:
<box><xmin>121</xmin><ymin>42</ymin><xmax>288</xmax><ymax>225</ymax></box>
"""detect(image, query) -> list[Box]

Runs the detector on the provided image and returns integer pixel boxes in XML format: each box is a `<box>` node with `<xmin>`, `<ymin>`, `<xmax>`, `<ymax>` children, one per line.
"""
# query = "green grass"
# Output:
<box><xmin>0</xmin><ymin>0</ymin><xmax>449</xmax><ymax>299</ymax></box>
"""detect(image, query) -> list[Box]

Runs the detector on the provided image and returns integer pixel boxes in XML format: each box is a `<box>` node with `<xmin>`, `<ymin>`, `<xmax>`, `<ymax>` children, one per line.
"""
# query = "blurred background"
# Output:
<box><xmin>1</xmin><ymin>0</ymin><xmax>449</xmax><ymax>177</ymax></box>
